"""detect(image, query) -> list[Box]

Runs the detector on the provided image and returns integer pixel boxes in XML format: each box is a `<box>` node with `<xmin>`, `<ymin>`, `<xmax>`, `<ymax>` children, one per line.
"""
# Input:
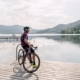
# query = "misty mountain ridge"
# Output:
<box><xmin>0</xmin><ymin>20</ymin><xmax>80</xmax><ymax>34</ymax></box>
<box><xmin>37</xmin><ymin>20</ymin><xmax>80</xmax><ymax>33</ymax></box>
<box><xmin>0</xmin><ymin>25</ymin><xmax>38</xmax><ymax>34</ymax></box>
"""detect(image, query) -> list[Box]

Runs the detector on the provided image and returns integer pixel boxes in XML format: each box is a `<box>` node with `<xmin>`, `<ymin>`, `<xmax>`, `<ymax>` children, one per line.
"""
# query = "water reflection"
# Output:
<box><xmin>0</xmin><ymin>35</ymin><xmax>80</xmax><ymax>64</ymax></box>
<box><xmin>38</xmin><ymin>42</ymin><xmax>80</xmax><ymax>63</ymax></box>
<box><xmin>29</xmin><ymin>35</ymin><xmax>80</xmax><ymax>63</ymax></box>
<box><xmin>35</xmin><ymin>35</ymin><xmax>80</xmax><ymax>46</ymax></box>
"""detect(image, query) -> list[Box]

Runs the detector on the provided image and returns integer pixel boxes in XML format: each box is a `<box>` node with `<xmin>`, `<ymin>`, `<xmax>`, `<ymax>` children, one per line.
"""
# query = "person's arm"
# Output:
<box><xmin>24</xmin><ymin>39</ymin><xmax>31</xmax><ymax>45</ymax></box>
<box><xmin>24</xmin><ymin>39</ymin><xmax>33</xmax><ymax>48</ymax></box>
<box><xmin>23</xmin><ymin>33</ymin><xmax>33</xmax><ymax>47</ymax></box>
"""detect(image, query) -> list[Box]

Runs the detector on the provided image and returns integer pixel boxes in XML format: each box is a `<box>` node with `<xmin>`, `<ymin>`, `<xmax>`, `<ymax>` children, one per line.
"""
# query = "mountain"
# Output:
<box><xmin>0</xmin><ymin>25</ymin><xmax>38</xmax><ymax>34</ymax></box>
<box><xmin>0</xmin><ymin>20</ymin><xmax>80</xmax><ymax>34</ymax></box>
<box><xmin>61</xmin><ymin>24</ymin><xmax>80</xmax><ymax>34</ymax></box>
<box><xmin>36</xmin><ymin>20</ymin><xmax>80</xmax><ymax>33</ymax></box>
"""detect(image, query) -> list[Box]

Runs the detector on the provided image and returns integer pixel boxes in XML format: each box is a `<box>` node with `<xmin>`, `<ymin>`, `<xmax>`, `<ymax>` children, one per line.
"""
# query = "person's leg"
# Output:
<box><xmin>31</xmin><ymin>48</ymin><xmax>36</xmax><ymax>65</ymax></box>
<box><xmin>23</xmin><ymin>46</ymin><xmax>33</xmax><ymax>63</ymax></box>
<box><xmin>30</xmin><ymin>48</ymin><xmax>38</xmax><ymax>68</ymax></box>
<box><xmin>32</xmin><ymin>53</ymin><xmax>35</xmax><ymax>65</ymax></box>
<box><xmin>27</xmin><ymin>54</ymin><xmax>30</xmax><ymax>61</ymax></box>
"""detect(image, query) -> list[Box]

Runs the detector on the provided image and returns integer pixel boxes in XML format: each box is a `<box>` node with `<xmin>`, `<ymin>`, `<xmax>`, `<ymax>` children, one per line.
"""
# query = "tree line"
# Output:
<box><xmin>61</xmin><ymin>24</ymin><xmax>80</xmax><ymax>34</ymax></box>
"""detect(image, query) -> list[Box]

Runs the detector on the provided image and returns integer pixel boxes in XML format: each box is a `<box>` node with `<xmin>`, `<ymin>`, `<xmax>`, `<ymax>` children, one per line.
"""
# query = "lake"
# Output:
<box><xmin>0</xmin><ymin>35</ymin><xmax>80</xmax><ymax>64</ymax></box>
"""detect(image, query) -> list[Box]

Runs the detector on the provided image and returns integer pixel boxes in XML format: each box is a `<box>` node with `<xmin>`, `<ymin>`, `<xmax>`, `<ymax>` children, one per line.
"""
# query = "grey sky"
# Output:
<box><xmin>0</xmin><ymin>0</ymin><xmax>80</xmax><ymax>29</ymax></box>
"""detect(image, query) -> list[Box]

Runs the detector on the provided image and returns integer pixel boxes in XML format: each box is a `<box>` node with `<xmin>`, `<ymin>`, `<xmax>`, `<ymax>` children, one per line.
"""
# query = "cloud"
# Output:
<box><xmin>0</xmin><ymin>0</ymin><xmax>80</xmax><ymax>29</ymax></box>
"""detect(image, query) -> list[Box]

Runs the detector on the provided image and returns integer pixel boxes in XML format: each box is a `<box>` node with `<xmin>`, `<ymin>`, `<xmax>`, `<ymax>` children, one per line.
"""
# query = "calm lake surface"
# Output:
<box><xmin>0</xmin><ymin>35</ymin><xmax>80</xmax><ymax>64</ymax></box>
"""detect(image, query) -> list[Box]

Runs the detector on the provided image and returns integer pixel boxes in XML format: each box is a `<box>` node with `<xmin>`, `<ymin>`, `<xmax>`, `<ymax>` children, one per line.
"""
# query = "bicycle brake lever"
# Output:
<box><xmin>33</xmin><ymin>46</ymin><xmax>38</xmax><ymax>50</ymax></box>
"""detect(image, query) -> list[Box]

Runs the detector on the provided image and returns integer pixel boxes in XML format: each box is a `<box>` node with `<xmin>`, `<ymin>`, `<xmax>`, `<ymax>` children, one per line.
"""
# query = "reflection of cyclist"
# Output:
<box><xmin>21</xmin><ymin>26</ymin><xmax>37</xmax><ymax>68</ymax></box>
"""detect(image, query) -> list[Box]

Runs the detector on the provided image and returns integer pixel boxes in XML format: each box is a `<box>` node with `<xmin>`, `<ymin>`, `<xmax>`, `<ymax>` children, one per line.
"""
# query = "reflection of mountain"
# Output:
<box><xmin>61</xmin><ymin>36</ymin><xmax>80</xmax><ymax>44</ymax></box>
<box><xmin>39</xmin><ymin>36</ymin><xmax>80</xmax><ymax>45</ymax></box>
<box><xmin>40</xmin><ymin>36</ymin><xmax>62</xmax><ymax>41</ymax></box>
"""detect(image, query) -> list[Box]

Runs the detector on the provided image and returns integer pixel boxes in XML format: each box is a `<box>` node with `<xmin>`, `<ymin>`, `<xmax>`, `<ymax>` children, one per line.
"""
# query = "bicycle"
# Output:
<box><xmin>18</xmin><ymin>45</ymin><xmax>40</xmax><ymax>73</ymax></box>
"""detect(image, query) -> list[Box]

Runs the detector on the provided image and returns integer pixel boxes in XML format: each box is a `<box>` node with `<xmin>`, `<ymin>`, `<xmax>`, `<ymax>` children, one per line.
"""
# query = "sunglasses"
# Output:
<box><xmin>25</xmin><ymin>29</ymin><xmax>29</xmax><ymax>30</ymax></box>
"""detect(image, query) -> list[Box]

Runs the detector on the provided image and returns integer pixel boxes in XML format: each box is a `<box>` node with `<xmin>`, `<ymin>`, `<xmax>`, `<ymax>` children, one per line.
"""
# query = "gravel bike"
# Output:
<box><xmin>18</xmin><ymin>45</ymin><xmax>40</xmax><ymax>73</ymax></box>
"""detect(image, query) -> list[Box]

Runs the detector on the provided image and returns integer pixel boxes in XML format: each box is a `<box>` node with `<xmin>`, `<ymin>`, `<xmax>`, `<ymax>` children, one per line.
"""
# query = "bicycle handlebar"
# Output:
<box><xmin>32</xmin><ymin>46</ymin><xmax>38</xmax><ymax>50</ymax></box>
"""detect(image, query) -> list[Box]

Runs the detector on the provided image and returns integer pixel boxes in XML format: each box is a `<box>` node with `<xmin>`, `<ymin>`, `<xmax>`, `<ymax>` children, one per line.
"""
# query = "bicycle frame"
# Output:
<box><xmin>16</xmin><ymin>44</ymin><xmax>38</xmax><ymax>60</ymax></box>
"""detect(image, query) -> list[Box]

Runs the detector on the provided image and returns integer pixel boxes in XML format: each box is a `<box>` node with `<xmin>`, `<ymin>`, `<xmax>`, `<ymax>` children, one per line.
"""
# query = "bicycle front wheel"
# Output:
<box><xmin>23</xmin><ymin>53</ymin><xmax>40</xmax><ymax>73</ymax></box>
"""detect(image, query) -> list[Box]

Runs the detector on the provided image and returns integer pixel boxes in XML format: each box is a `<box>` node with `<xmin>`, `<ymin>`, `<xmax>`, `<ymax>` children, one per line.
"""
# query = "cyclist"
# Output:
<box><xmin>20</xmin><ymin>26</ymin><xmax>37</xmax><ymax>68</ymax></box>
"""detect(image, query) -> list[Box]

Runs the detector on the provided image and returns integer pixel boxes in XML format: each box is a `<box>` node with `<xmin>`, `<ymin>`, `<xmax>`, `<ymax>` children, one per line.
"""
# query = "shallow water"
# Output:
<box><xmin>0</xmin><ymin>35</ymin><xmax>80</xmax><ymax>64</ymax></box>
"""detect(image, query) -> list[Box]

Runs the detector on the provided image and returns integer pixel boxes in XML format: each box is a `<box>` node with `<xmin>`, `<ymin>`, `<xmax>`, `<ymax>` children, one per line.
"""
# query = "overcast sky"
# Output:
<box><xmin>0</xmin><ymin>0</ymin><xmax>80</xmax><ymax>30</ymax></box>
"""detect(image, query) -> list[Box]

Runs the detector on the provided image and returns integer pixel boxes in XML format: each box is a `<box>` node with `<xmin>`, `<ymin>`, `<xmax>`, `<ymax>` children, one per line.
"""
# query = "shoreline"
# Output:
<box><xmin>0</xmin><ymin>34</ymin><xmax>80</xmax><ymax>37</ymax></box>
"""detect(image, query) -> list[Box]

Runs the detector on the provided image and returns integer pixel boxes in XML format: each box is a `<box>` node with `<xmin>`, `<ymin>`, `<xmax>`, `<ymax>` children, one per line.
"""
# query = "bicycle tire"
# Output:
<box><xmin>18</xmin><ymin>49</ymin><xmax>24</xmax><ymax>65</ymax></box>
<box><xmin>23</xmin><ymin>53</ymin><xmax>40</xmax><ymax>73</ymax></box>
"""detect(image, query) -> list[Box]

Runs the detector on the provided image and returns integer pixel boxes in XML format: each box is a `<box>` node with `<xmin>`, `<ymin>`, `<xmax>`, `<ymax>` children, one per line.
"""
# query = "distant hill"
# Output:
<box><xmin>0</xmin><ymin>25</ymin><xmax>38</xmax><ymax>34</ymax></box>
<box><xmin>61</xmin><ymin>24</ymin><xmax>80</xmax><ymax>34</ymax></box>
<box><xmin>36</xmin><ymin>24</ymin><xmax>66</xmax><ymax>33</ymax></box>
<box><xmin>36</xmin><ymin>20</ymin><xmax>80</xmax><ymax>33</ymax></box>
<box><xmin>0</xmin><ymin>20</ymin><xmax>80</xmax><ymax>34</ymax></box>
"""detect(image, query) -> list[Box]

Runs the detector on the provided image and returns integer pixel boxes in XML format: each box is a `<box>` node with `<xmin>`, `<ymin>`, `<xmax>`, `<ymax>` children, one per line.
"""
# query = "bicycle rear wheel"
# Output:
<box><xmin>23</xmin><ymin>53</ymin><xmax>40</xmax><ymax>73</ymax></box>
<box><xmin>18</xmin><ymin>49</ymin><xmax>24</xmax><ymax>65</ymax></box>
